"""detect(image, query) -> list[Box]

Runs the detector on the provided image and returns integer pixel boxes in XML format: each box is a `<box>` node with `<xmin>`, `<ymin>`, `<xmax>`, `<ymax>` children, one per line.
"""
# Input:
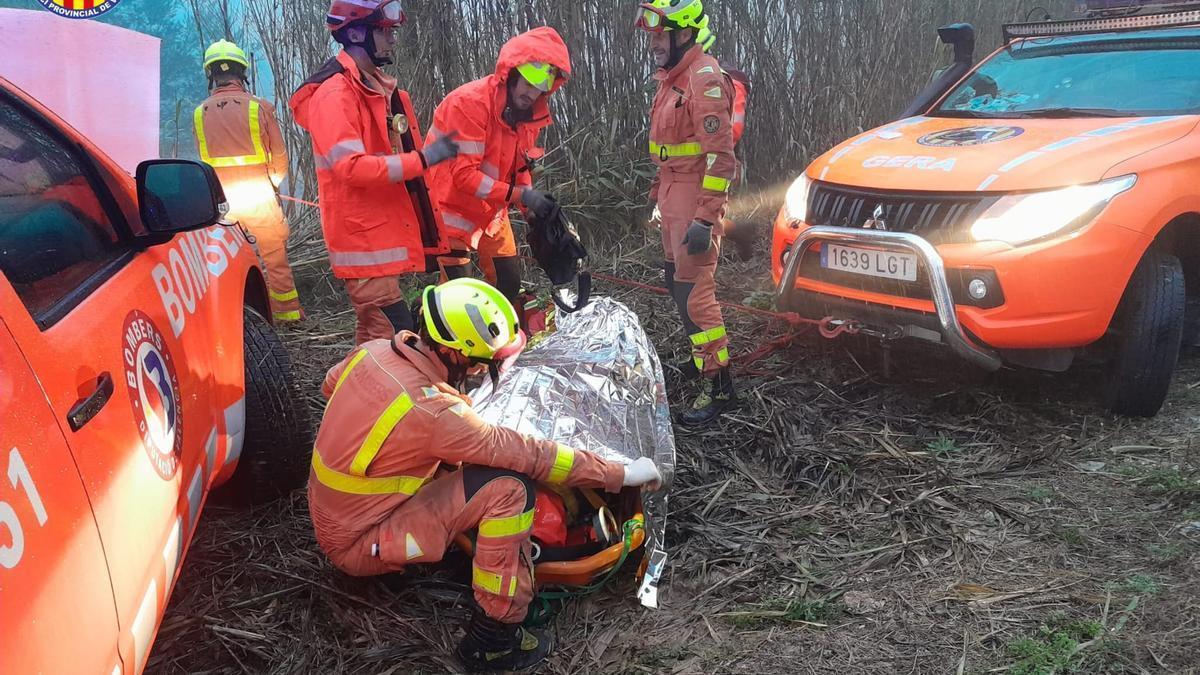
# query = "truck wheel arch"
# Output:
<box><xmin>243</xmin><ymin>266</ymin><xmax>270</xmax><ymax>322</ymax></box>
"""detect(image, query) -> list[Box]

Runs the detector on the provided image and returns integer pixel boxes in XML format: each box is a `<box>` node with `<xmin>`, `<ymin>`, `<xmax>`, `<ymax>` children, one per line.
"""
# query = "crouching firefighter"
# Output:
<box><xmin>637</xmin><ymin>0</ymin><xmax>739</xmax><ymax>426</ymax></box>
<box><xmin>308</xmin><ymin>278</ymin><xmax>664</xmax><ymax>671</ymax></box>
<box><xmin>195</xmin><ymin>40</ymin><xmax>303</xmax><ymax>323</ymax></box>
<box><xmin>425</xmin><ymin>27</ymin><xmax>571</xmax><ymax>315</ymax></box>
<box><xmin>290</xmin><ymin>0</ymin><xmax>460</xmax><ymax>345</ymax></box>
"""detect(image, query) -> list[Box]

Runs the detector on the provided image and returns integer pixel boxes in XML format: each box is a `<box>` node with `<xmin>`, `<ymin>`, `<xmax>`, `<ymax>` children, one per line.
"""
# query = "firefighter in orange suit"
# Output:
<box><xmin>308</xmin><ymin>278</ymin><xmax>663</xmax><ymax>671</ymax></box>
<box><xmin>195</xmin><ymin>40</ymin><xmax>303</xmax><ymax>323</ymax></box>
<box><xmin>289</xmin><ymin>0</ymin><xmax>461</xmax><ymax>345</ymax></box>
<box><xmin>425</xmin><ymin>27</ymin><xmax>571</xmax><ymax>311</ymax></box>
<box><xmin>637</xmin><ymin>0</ymin><xmax>738</xmax><ymax>426</ymax></box>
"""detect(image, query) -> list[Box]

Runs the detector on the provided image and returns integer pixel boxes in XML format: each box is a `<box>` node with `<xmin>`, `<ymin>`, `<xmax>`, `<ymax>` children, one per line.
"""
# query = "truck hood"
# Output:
<box><xmin>811</xmin><ymin>115</ymin><xmax>1198</xmax><ymax>192</ymax></box>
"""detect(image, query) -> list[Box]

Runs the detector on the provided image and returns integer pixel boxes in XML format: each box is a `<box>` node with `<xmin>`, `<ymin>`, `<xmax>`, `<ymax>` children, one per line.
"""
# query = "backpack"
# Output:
<box><xmin>526</xmin><ymin>197</ymin><xmax>591</xmax><ymax>313</ymax></box>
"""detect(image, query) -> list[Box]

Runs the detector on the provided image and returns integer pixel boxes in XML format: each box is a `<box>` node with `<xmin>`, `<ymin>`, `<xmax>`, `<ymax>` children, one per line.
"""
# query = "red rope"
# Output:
<box><xmin>280</xmin><ymin>194</ymin><xmax>320</xmax><ymax>208</ymax></box>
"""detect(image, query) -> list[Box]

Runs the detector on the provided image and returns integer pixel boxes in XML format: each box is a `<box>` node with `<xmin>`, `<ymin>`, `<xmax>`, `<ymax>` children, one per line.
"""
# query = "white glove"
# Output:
<box><xmin>622</xmin><ymin>457</ymin><xmax>663</xmax><ymax>491</ymax></box>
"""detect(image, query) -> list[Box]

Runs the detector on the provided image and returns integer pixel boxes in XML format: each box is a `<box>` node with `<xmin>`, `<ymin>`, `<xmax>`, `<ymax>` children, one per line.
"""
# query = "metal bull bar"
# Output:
<box><xmin>775</xmin><ymin>226</ymin><xmax>1004</xmax><ymax>371</ymax></box>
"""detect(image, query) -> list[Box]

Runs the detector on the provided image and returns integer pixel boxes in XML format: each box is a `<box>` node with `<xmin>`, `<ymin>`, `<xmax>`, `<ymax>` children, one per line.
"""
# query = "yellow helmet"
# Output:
<box><xmin>636</xmin><ymin>0</ymin><xmax>707</xmax><ymax>32</ymax></box>
<box><xmin>203</xmin><ymin>40</ymin><xmax>250</xmax><ymax>75</ymax></box>
<box><xmin>421</xmin><ymin>279</ymin><xmax>523</xmax><ymax>362</ymax></box>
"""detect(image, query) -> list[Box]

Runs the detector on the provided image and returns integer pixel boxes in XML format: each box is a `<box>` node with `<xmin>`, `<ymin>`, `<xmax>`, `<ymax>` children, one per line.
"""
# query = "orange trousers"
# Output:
<box><xmin>438</xmin><ymin>212</ymin><xmax>521</xmax><ymax>304</ymax></box>
<box><xmin>344</xmin><ymin>276</ymin><xmax>412</xmax><ymax>346</ymax></box>
<box><xmin>227</xmin><ymin>181</ymin><xmax>303</xmax><ymax>323</ymax></box>
<box><xmin>352</xmin><ymin>467</ymin><xmax>536</xmax><ymax>624</ymax></box>
<box><xmin>659</xmin><ymin>174</ymin><xmax>729</xmax><ymax>375</ymax></box>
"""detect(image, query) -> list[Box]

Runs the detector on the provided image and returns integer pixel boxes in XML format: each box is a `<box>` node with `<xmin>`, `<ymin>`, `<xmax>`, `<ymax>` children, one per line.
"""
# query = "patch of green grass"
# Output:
<box><xmin>1026</xmin><ymin>486</ymin><xmax>1056</xmax><ymax>504</ymax></box>
<box><xmin>1146</xmin><ymin>543</ymin><xmax>1186</xmax><ymax>562</ymax></box>
<box><xmin>1139</xmin><ymin>468</ymin><xmax>1200</xmax><ymax>503</ymax></box>
<box><xmin>725</xmin><ymin>598</ymin><xmax>837</xmax><ymax>630</ymax></box>
<box><xmin>1108</xmin><ymin>574</ymin><xmax>1162</xmax><ymax>596</ymax></box>
<box><xmin>789</xmin><ymin>520</ymin><xmax>822</xmax><ymax>538</ymax></box>
<box><xmin>1056</xmin><ymin>527</ymin><xmax>1087</xmax><ymax>549</ymax></box>
<box><xmin>1005</xmin><ymin>618</ymin><xmax>1103</xmax><ymax>675</ymax></box>
<box><xmin>1116</xmin><ymin>465</ymin><xmax>1200</xmax><ymax>505</ymax></box>
<box><xmin>925</xmin><ymin>435</ymin><xmax>961</xmax><ymax>458</ymax></box>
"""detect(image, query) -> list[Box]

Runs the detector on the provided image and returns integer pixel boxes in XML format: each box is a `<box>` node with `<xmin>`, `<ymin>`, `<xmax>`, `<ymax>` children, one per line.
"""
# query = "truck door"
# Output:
<box><xmin>0</xmin><ymin>320</ymin><xmax>122</xmax><ymax>674</ymax></box>
<box><xmin>0</xmin><ymin>92</ymin><xmax>217</xmax><ymax>672</ymax></box>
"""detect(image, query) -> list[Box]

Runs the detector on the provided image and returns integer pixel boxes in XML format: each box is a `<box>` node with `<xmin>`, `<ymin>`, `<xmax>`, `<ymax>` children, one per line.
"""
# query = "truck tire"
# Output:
<box><xmin>215</xmin><ymin>307</ymin><xmax>313</xmax><ymax>505</ymax></box>
<box><xmin>1105</xmin><ymin>250</ymin><xmax>1185</xmax><ymax>417</ymax></box>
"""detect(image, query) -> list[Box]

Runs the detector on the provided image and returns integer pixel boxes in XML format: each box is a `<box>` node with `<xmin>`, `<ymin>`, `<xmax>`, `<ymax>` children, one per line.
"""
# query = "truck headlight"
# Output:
<box><xmin>783</xmin><ymin>174</ymin><xmax>812</xmax><ymax>223</ymax></box>
<box><xmin>970</xmin><ymin>175</ymin><xmax>1136</xmax><ymax>246</ymax></box>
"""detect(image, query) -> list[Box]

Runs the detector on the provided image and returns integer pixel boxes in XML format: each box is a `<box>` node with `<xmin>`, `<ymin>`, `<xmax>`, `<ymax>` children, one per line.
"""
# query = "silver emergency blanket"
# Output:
<box><xmin>471</xmin><ymin>296</ymin><xmax>675</xmax><ymax>608</ymax></box>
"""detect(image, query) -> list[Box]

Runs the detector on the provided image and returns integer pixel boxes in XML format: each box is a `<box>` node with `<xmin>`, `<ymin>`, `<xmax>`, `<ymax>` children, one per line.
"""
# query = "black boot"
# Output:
<box><xmin>457</xmin><ymin>610</ymin><xmax>554</xmax><ymax>672</ymax></box>
<box><xmin>679</xmin><ymin>367</ymin><xmax>737</xmax><ymax>427</ymax></box>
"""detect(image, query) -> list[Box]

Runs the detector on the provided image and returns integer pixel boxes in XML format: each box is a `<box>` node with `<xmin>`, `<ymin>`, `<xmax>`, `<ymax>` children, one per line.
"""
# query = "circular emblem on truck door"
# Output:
<box><xmin>36</xmin><ymin>0</ymin><xmax>122</xmax><ymax>19</ymax></box>
<box><xmin>918</xmin><ymin>125</ymin><xmax>1025</xmax><ymax>147</ymax></box>
<box><xmin>122</xmin><ymin>311</ymin><xmax>183</xmax><ymax>479</ymax></box>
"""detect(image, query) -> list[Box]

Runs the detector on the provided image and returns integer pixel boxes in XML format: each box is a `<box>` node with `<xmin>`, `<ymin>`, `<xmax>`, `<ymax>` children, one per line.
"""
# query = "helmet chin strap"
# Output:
<box><xmin>363</xmin><ymin>27</ymin><xmax>394</xmax><ymax>67</ymax></box>
<box><xmin>664</xmin><ymin>27</ymin><xmax>699</xmax><ymax>70</ymax></box>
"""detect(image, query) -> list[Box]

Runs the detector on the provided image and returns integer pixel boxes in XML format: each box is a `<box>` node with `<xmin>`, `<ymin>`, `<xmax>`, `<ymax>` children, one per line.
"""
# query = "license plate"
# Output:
<box><xmin>820</xmin><ymin>244</ymin><xmax>918</xmax><ymax>282</ymax></box>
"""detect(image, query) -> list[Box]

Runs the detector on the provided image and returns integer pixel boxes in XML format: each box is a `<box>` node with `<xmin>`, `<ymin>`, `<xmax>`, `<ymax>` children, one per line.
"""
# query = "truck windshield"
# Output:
<box><xmin>935</xmin><ymin>30</ymin><xmax>1200</xmax><ymax>118</ymax></box>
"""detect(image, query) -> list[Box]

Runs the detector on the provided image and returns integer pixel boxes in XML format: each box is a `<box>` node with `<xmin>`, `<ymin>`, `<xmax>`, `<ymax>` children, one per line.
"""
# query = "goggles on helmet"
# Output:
<box><xmin>516</xmin><ymin>62</ymin><xmax>560</xmax><ymax>93</ymax></box>
<box><xmin>635</xmin><ymin>6</ymin><xmax>670</xmax><ymax>33</ymax></box>
<box><xmin>372</xmin><ymin>0</ymin><xmax>405</xmax><ymax>27</ymax></box>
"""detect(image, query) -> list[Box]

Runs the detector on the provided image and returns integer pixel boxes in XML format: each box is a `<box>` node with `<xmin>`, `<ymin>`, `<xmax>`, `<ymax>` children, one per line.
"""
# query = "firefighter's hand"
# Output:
<box><xmin>521</xmin><ymin>188</ymin><xmax>556</xmax><ymax>222</ymax></box>
<box><xmin>622</xmin><ymin>457</ymin><xmax>663</xmax><ymax>492</ymax></box>
<box><xmin>422</xmin><ymin>131</ymin><xmax>460</xmax><ymax>167</ymax></box>
<box><xmin>682</xmin><ymin>219</ymin><xmax>714</xmax><ymax>256</ymax></box>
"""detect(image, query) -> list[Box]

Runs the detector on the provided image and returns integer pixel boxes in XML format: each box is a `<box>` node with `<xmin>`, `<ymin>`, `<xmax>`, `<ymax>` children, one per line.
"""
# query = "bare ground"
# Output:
<box><xmin>148</xmin><ymin>223</ymin><xmax>1200</xmax><ymax>675</ymax></box>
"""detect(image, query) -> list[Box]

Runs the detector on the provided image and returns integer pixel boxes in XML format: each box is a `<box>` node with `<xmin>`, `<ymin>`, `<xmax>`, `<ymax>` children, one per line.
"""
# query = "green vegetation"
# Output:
<box><xmin>725</xmin><ymin>598</ymin><xmax>837</xmax><ymax>630</ymax></box>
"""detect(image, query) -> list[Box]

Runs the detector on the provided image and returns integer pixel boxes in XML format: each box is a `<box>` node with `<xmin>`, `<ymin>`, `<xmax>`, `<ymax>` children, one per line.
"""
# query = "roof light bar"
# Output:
<box><xmin>1004</xmin><ymin>9</ymin><xmax>1200</xmax><ymax>41</ymax></box>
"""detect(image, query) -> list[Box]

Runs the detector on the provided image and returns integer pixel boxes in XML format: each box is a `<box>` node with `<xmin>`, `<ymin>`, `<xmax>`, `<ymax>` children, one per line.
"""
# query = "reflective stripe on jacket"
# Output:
<box><xmin>307</xmin><ymin>334</ymin><xmax>626</xmax><ymax>557</ymax></box>
<box><xmin>425</xmin><ymin>27</ymin><xmax>571</xmax><ymax>247</ymax></box>
<box><xmin>194</xmin><ymin>83</ymin><xmax>289</xmax><ymax>188</ymax></box>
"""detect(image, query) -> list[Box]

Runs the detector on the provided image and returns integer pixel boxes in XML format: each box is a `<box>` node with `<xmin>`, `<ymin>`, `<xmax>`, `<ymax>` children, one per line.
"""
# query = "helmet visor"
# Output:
<box><xmin>516</xmin><ymin>62</ymin><xmax>559</xmax><ymax>93</ymax></box>
<box><xmin>493</xmin><ymin>329</ymin><xmax>527</xmax><ymax>374</ymax></box>
<box><xmin>635</xmin><ymin>6</ymin><xmax>668</xmax><ymax>33</ymax></box>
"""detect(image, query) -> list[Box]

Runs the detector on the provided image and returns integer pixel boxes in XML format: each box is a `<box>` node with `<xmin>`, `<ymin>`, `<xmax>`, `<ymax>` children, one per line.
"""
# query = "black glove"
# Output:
<box><xmin>682</xmin><ymin>219</ymin><xmax>714</xmax><ymax>256</ymax></box>
<box><xmin>521</xmin><ymin>188</ymin><xmax>556</xmax><ymax>223</ymax></box>
<box><xmin>422</xmin><ymin>131</ymin><xmax>459</xmax><ymax>167</ymax></box>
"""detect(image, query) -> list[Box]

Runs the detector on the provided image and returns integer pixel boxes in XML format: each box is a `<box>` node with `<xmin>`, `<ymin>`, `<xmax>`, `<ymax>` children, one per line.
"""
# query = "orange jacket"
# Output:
<box><xmin>425</xmin><ymin>27</ymin><xmax>571</xmax><ymax>247</ymax></box>
<box><xmin>648</xmin><ymin>45</ymin><xmax>737</xmax><ymax>225</ymax></box>
<box><xmin>308</xmin><ymin>335</ymin><xmax>625</xmax><ymax>558</ymax></box>
<box><xmin>290</xmin><ymin>51</ymin><xmax>446</xmax><ymax>279</ymax></box>
<box><xmin>194</xmin><ymin>82</ymin><xmax>289</xmax><ymax>189</ymax></box>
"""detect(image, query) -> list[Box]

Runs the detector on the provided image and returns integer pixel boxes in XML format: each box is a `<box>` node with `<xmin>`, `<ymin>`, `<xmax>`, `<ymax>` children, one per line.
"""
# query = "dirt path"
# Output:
<box><xmin>148</xmin><ymin>248</ymin><xmax>1199</xmax><ymax>675</ymax></box>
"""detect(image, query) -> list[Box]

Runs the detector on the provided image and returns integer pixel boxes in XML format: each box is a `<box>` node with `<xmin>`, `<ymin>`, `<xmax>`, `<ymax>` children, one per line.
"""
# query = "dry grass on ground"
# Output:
<box><xmin>149</xmin><ymin>217</ymin><xmax>1199</xmax><ymax>674</ymax></box>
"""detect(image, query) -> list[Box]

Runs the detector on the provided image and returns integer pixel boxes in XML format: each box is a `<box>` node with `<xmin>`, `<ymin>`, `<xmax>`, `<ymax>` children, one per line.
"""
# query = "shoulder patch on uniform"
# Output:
<box><xmin>704</xmin><ymin>115</ymin><xmax>721</xmax><ymax>134</ymax></box>
<box><xmin>704</xmin><ymin>87</ymin><xmax>723</xmax><ymax>99</ymax></box>
<box><xmin>697</xmin><ymin>66</ymin><xmax>716</xmax><ymax>74</ymax></box>
<box><xmin>405</xmin><ymin>533</ymin><xmax>424</xmax><ymax>560</ymax></box>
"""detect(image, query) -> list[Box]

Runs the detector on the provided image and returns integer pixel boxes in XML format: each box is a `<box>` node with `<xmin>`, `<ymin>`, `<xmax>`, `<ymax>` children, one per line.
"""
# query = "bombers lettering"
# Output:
<box><xmin>154</xmin><ymin>225</ymin><xmax>244</xmax><ymax>338</ymax></box>
<box><xmin>862</xmin><ymin>155</ymin><xmax>957</xmax><ymax>172</ymax></box>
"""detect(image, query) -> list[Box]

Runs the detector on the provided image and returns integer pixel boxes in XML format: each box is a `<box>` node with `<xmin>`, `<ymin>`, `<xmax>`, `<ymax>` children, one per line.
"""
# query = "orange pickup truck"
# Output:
<box><xmin>774</xmin><ymin>3</ymin><xmax>1200</xmax><ymax>416</ymax></box>
<box><xmin>0</xmin><ymin>77</ymin><xmax>310</xmax><ymax>672</ymax></box>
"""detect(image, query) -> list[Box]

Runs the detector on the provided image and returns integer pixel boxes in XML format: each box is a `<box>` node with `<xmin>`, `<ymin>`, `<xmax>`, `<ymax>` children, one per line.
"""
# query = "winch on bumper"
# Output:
<box><xmin>775</xmin><ymin>226</ymin><xmax>1005</xmax><ymax>371</ymax></box>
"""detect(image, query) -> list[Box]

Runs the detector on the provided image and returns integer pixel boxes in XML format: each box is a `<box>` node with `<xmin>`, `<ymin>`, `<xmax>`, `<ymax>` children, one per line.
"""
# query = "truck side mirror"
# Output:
<box><xmin>136</xmin><ymin>160</ymin><xmax>228</xmax><ymax>234</ymax></box>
